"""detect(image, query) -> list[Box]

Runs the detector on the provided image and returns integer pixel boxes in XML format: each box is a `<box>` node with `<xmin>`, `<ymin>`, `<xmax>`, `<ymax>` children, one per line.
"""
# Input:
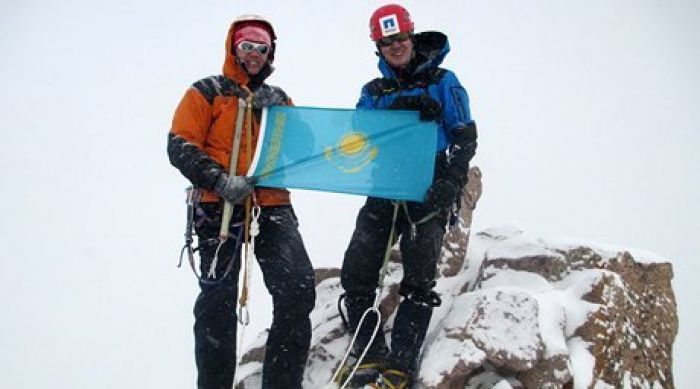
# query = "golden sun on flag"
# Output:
<box><xmin>324</xmin><ymin>131</ymin><xmax>378</xmax><ymax>174</ymax></box>
<box><xmin>339</xmin><ymin>133</ymin><xmax>367</xmax><ymax>156</ymax></box>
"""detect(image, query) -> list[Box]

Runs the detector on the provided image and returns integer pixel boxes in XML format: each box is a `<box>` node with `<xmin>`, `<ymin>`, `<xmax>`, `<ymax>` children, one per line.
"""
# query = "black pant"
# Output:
<box><xmin>341</xmin><ymin>198</ymin><xmax>447</xmax><ymax>373</ymax></box>
<box><xmin>193</xmin><ymin>203</ymin><xmax>316</xmax><ymax>389</ymax></box>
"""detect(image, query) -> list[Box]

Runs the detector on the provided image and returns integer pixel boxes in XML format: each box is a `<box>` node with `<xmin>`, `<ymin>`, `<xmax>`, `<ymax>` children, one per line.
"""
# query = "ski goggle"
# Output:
<box><xmin>377</xmin><ymin>32</ymin><xmax>412</xmax><ymax>47</ymax></box>
<box><xmin>237</xmin><ymin>41</ymin><xmax>271</xmax><ymax>55</ymax></box>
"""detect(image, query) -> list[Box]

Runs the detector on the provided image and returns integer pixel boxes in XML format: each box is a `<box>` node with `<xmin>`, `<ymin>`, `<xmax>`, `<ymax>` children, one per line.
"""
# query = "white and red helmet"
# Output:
<box><xmin>369</xmin><ymin>4</ymin><xmax>414</xmax><ymax>41</ymax></box>
<box><xmin>231</xmin><ymin>14</ymin><xmax>277</xmax><ymax>61</ymax></box>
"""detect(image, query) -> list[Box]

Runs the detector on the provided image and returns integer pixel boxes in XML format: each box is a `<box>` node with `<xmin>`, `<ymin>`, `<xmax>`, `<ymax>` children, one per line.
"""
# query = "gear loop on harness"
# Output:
<box><xmin>400</xmin><ymin>201</ymin><xmax>438</xmax><ymax>241</ymax></box>
<box><xmin>199</xmin><ymin>220</ymin><xmax>245</xmax><ymax>286</ymax></box>
<box><xmin>208</xmin><ymin>241</ymin><xmax>225</xmax><ymax>279</ymax></box>
<box><xmin>207</xmin><ymin>221</ymin><xmax>244</xmax><ymax>280</ymax></box>
<box><xmin>177</xmin><ymin>186</ymin><xmax>246</xmax><ymax>284</ymax></box>
<box><xmin>177</xmin><ymin>186</ymin><xmax>243</xmax><ymax>285</ymax></box>
<box><xmin>178</xmin><ymin>186</ymin><xmax>201</xmax><ymax>269</ymax></box>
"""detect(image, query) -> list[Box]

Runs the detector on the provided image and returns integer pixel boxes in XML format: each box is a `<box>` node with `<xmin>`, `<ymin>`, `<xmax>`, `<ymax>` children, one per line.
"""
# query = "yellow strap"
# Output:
<box><xmin>381</xmin><ymin>369</ymin><xmax>411</xmax><ymax>389</ymax></box>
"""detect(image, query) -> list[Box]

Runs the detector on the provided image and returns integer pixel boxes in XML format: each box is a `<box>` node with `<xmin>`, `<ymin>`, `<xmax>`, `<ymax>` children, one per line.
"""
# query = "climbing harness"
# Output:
<box><xmin>177</xmin><ymin>186</ymin><xmax>244</xmax><ymax>284</ymax></box>
<box><xmin>335</xmin><ymin>200</ymin><xmax>437</xmax><ymax>330</ymax></box>
<box><xmin>400</xmin><ymin>201</ymin><xmax>437</xmax><ymax>241</ymax></box>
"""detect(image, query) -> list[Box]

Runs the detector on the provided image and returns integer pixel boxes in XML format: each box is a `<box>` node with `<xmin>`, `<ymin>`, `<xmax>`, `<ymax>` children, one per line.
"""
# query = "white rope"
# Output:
<box><xmin>239</xmin><ymin>203</ymin><xmax>260</xmax><ymax>323</ymax></box>
<box><xmin>208</xmin><ymin>239</ymin><xmax>225</xmax><ymax>279</ymax></box>
<box><xmin>231</xmin><ymin>203</ymin><xmax>260</xmax><ymax>388</ymax></box>
<box><xmin>328</xmin><ymin>202</ymin><xmax>400</xmax><ymax>388</ymax></box>
<box><xmin>330</xmin><ymin>293</ymin><xmax>383</xmax><ymax>389</ymax></box>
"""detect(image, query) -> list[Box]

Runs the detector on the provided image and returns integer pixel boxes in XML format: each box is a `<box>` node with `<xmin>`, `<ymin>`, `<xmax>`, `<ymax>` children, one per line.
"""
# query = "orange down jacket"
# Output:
<box><xmin>168</xmin><ymin>21</ymin><xmax>291</xmax><ymax>205</ymax></box>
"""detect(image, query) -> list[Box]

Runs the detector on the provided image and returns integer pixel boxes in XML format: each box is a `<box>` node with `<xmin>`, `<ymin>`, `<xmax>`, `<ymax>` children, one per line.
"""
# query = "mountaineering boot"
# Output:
<box><xmin>370</xmin><ymin>368</ymin><xmax>413</xmax><ymax>389</ymax></box>
<box><xmin>335</xmin><ymin>358</ymin><xmax>386</xmax><ymax>388</ymax></box>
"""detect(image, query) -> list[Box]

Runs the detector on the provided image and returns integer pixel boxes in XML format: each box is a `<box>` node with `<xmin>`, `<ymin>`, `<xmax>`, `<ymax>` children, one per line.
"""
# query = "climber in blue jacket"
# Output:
<box><xmin>339</xmin><ymin>4</ymin><xmax>478</xmax><ymax>388</ymax></box>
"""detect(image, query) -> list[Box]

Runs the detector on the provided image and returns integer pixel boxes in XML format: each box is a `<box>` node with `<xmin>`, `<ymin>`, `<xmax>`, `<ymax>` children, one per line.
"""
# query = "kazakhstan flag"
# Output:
<box><xmin>247</xmin><ymin>106</ymin><xmax>437</xmax><ymax>202</ymax></box>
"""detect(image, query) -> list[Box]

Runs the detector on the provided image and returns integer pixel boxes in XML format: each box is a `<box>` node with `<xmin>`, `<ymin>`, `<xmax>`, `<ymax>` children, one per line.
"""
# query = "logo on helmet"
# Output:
<box><xmin>379</xmin><ymin>14</ymin><xmax>400</xmax><ymax>37</ymax></box>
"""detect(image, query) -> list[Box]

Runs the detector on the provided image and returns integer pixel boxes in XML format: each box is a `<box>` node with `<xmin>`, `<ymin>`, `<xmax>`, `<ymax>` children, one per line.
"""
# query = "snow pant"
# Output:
<box><xmin>341</xmin><ymin>197</ymin><xmax>447</xmax><ymax>374</ymax></box>
<box><xmin>193</xmin><ymin>203</ymin><xmax>316</xmax><ymax>389</ymax></box>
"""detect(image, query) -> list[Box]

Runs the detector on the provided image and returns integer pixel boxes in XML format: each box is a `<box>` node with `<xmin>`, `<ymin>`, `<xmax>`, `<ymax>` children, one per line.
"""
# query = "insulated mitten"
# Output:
<box><xmin>425</xmin><ymin>178</ymin><xmax>460</xmax><ymax>212</ymax></box>
<box><xmin>389</xmin><ymin>95</ymin><xmax>442</xmax><ymax>121</ymax></box>
<box><xmin>214</xmin><ymin>174</ymin><xmax>255</xmax><ymax>204</ymax></box>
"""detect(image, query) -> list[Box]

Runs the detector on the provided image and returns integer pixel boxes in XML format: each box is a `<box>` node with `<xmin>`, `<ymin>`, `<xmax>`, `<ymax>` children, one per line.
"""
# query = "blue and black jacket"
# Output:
<box><xmin>357</xmin><ymin>31</ymin><xmax>477</xmax><ymax>187</ymax></box>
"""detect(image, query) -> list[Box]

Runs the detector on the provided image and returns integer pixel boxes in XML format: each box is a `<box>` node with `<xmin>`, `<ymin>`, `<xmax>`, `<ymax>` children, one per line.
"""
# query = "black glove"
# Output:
<box><xmin>389</xmin><ymin>95</ymin><xmax>442</xmax><ymax>121</ymax></box>
<box><xmin>214</xmin><ymin>174</ymin><xmax>255</xmax><ymax>204</ymax></box>
<box><xmin>425</xmin><ymin>178</ymin><xmax>461</xmax><ymax>212</ymax></box>
<box><xmin>442</xmin><ymin>123</ymin><xmax>477</xmax><ymax>187</ymax></box>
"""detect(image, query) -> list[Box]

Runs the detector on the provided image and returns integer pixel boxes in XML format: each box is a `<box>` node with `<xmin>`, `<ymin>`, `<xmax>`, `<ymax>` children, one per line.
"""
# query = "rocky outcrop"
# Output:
<box><xmin>459</xmin><ymin>228</ymin><xmax>677</xmax><ymax>389</ymax></box>
<box><xmin>235</xmin><ymin>167</ymin><xmax>677</xmax><ymax>388</ymax></box>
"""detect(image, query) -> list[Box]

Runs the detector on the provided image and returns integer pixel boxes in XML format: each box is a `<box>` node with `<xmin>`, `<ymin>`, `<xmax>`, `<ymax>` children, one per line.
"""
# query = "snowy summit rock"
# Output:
<box><xmin>235</xmin><ymin>167</ymin><xmax>677</xmax><ymax>389</ymax></box>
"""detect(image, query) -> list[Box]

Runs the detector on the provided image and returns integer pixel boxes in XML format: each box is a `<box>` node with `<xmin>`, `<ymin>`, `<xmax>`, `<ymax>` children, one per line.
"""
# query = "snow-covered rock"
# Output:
<box><xmin>235</xmin><ymin>167</ymin><xmax>677</xmax><ymax>388</ymax></box>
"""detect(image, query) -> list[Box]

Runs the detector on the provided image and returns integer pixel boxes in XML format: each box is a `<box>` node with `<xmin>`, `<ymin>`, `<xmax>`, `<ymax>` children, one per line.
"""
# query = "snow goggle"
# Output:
<box><xmin>377</xmin><ymin>32</ymin><xmax>412</xmax><ymax>47</ymax></box>
<box><xmin>237</xmin><ymin>41</ymin><xmax>270</xmax><ymax>55</ymax></box>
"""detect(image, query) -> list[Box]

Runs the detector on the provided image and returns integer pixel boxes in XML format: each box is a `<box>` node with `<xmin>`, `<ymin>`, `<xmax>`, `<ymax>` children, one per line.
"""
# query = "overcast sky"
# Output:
<box><xmin>1</xmin><ymin>1</ymin><xmax>698</xmax><ymax>388</ymax></box>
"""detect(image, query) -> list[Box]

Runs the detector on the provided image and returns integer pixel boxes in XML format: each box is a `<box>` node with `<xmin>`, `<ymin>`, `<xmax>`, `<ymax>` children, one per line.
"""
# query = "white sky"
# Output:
<box><xmin>0</xmin><ymin>1</ymin><xmax>697</xmax><ymax>388</ymax></box>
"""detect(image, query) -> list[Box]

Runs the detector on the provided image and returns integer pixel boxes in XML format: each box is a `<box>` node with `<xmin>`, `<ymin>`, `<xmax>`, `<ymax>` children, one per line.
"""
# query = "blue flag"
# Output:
<box><xmin>247</xmin><ymin>106</ymin><xmax>437</xmax><ymax>202</ymax></box>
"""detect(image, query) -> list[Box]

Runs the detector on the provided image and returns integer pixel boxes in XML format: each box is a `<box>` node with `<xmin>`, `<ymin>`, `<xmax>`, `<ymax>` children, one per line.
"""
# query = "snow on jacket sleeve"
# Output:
<box><xmin>167</xmin><ymin>87</ymin><xmax>225</xmax><ymax>190</ymax></box>
<box><xmin>437</xmin><ymin>70</ymin><xmax>477</xmax><ymax>187</ymax></box>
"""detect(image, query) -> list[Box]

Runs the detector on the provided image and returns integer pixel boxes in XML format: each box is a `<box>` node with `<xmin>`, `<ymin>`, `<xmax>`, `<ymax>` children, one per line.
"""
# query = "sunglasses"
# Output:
<box><xmin>377</xmin><ymin>32</ymin><xmax>412</xmax><ymax>47</ymax></box>
<box><xmin>237</xmin><ymin>41</ymin><xmax>270</xmax><ymax>55</ymax></box>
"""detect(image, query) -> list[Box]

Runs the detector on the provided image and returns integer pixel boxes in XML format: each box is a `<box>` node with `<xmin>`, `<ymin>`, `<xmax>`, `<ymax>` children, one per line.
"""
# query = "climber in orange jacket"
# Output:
<box><xmin>167</xmin><ymin>14</ymin><xmax>315</xmax><ymax>389</ymax></box>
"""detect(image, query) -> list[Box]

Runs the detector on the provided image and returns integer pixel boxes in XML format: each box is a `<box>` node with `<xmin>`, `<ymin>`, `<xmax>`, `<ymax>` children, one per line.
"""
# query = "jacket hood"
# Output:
<box><xmin>222</xmin><ymin>21</ymin><xmax>273</xmax><ymax>86</ymax></box>
<box><xmin>378</xmin><ymin>31</ymin><xmax>450</xmax><ymax>79</ymax></box>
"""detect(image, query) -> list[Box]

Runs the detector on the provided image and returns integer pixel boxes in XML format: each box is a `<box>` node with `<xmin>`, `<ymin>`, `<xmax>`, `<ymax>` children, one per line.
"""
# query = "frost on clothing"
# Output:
<box><xmin>168</xmin><ymin>76</ymin><xmax>292</xmax><ymax>205</ymax></box>
<box><xmin>167</xmin><ymin>16</ymin><xmax>315</xmax><ymax>389</ymax></box>
<box><xmin>193</xmin><ymin>204</ymin><xmax>315</xmax><ymax>389</ymax></box>
<box><xmin>167</xmin><ymin>16</ymin><xmax>293</xmax><ymax>206</ymax></box>
<box><xmin>340</xmin><ymin>29</ymin><xmax>478</xmax><ymax>381</ymax></box>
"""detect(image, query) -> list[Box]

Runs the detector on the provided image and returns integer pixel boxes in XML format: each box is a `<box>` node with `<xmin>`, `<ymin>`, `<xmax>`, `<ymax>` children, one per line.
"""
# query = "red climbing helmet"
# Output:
<box><xmin>369</xmin><ymin>4</ymin><xmax>414</xmax><ymax>41</ymax></box>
